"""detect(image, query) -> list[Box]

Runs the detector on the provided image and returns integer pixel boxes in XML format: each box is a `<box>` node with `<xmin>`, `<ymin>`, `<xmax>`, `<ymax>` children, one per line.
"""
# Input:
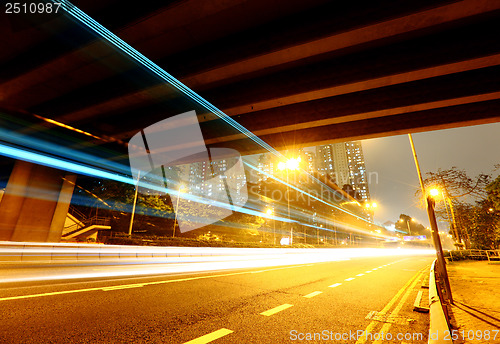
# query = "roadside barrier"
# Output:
<box><xmin>428</xmin><ymin>259</ymin><xmax>452</xmax><ymax>344</ymax></box>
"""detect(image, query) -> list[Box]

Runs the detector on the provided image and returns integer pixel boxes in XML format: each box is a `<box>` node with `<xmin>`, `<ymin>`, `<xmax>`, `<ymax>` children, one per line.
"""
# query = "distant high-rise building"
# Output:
<box><xmin>315</xmin><ymin>141</ymin><xmax>370</xmax><ymax>202</ymax></box>
<box><xmin>315</xmin><ymin>145</ymin><xmax>334</xmax><ymax>176</ymax></box>
<box><xmin>178</xmin><ymin>156</ymin><xmax>246</xmax><ymax>205</ymax></box>
<box><xmin>345</xmin><ymin>141</ymin><xmax>369</xmax><ymax>202</ymax></box>
<box><xmin>257</xmin><ymin>154</ymin><xmax>276</xmax><ymax>182</ymax></box>
<box><xmin>302</xmin><ymin>151</ymin><xmax>315</xmax><ymax>173</ymax></box>
<box><xmin>256</xmin><ymin>141</ymin><xmax>370</xmax><ymax>202</ymax></box>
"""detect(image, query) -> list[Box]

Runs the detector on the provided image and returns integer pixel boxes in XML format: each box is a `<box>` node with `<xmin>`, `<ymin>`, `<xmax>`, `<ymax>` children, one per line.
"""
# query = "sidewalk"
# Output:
<box><xmin>446</xmin><ymin>260</ymin><xmax>500</xmax><ymax>343</ymax></box>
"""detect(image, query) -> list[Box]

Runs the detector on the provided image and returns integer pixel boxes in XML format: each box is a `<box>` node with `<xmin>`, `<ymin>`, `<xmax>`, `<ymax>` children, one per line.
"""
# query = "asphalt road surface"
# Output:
<box><xmin>0</xmin><ymin>254</ymin><xmax>434</xmax><ymax>343</ymax></box>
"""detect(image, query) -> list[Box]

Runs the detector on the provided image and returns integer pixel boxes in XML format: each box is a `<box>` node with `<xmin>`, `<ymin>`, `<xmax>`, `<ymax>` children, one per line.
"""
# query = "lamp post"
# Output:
<box><xmin>408</xmin><ymin>133</ymin><xmax>453</xmax><ymax>304</ymax></box>
<box><xmin>128</xmin><ymin>171</ymin><xmax>140</xmax><ymax>237</ymax></box>
<box><xmin>427</xmin><ymin>194</ymin><xmax>454</xmax><ymax>303</ymax></box>
<box><xmin>266</xmin><ymin>207</ymin><xmax>275</xmax><ymax>245</ymax></box>
<box><xmin>430</xmin><ymin>187</ymin><xmax>463</xmax><ymax>248</ymax></box>
<box><xmin>278</xmin><ymin>157</ymin><xmax>300</xmax><ymax>245</ymax></box>
<box><xmin>172</xmin><ymin>184</ymin><xmax>185</xmax><ymax>238</ymax></box>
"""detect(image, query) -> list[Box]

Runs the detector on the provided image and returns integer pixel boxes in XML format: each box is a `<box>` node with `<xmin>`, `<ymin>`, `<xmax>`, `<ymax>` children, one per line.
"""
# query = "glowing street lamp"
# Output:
<box><xmin>429</xmin><ymin>188</ymin><xmax>440</xmax><ymax>198</ymax></box>
<box><xmin>428</xmin><ymin>186</ymin><xmax>461</xmax><ymax>246</ymax></box>
<box><xmin>365</xmin><ymin>201</ymin><xmax>378</xmax><ymax>222</ymax></box>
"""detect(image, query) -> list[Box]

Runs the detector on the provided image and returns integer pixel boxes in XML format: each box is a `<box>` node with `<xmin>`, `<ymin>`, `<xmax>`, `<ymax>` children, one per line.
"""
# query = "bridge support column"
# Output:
<box><xmin>0</xmin><ymin>160</ymin><xmax>76</xmax><ymax>242</ymax></box>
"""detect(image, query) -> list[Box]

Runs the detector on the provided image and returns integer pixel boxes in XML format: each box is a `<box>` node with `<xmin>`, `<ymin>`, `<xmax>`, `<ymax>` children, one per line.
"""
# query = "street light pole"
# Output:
<box><xmin>273</xmin><ymin>215</ymin><xmax>276</xmax><ymax>245</ymax></box>
<box><xmin>445</xmin><ymin>195</ymin><xmax>462</xmax><ymax>246</ymax></box>
<box><xmin>279</xmin><ymin>157</ymin><xmax>300</xmax><ymax>245</ymax></box>
<box><xmin>128</xmin><ymin>171</ymin><xmax>140</xmax><ymax>237</ymax></box>
<box><xmin>427</xmin><ymin>196</ymin><xmax>454</xmax><ymax>303</ymax></box>
<box><xmin>408</xmin><ymin>133</ymin><xmax>453</xmax><ymax>304</ymax></box>
<box><xmin>266</xmin><ymin>207</ymin><xmax>275</xmax><ymax>245</ymax></box>
<box><xmin>172</xmin><ymin>184</ymin><xmax>185</xmax><ymax>238</ymax></box>
<box><xmin>286</xmin><ymin>169</ymin><xmax>292</xmax><ymax>244</ymax></box>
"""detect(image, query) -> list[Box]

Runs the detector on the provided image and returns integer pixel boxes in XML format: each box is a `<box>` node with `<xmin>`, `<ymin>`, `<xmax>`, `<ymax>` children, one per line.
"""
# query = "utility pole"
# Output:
<box><xmin>128</xmin><ymin>171</ymin><xmax>140</xmax><ymax>237</ymax></box>
<box><xmin>408</xmin><ymin>134</ymin><xmax>453</xmax><ymax>303</ymax></box>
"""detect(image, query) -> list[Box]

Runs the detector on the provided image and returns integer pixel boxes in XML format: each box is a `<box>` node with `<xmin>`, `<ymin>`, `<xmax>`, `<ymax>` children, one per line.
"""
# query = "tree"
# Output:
<box><xmin>418</xmin><ymin>167</ymin><xmax>492</xmax><ymax>246</ymax></box>
<box><xmin>420</xmin><ymin>167</ymin><xmax>491</xmax><ymax>201</ymax></box>
<box><xmin>417</xmin><ymin>168</ymin><xmax>500</xmax><ymax>250</ymax></box>
<box><xmin>486</xmin><ymin>174</ymin><xmax>500</xmax><ymax>211</ymax></box>
<box><xmin>468</xmin><ymin>200</ymin><xmax>500</xmax><ymax>249</ymax></box>
<box><xmin>73</xmin><ymin>177</ymin><xmax>176</xmax><ymax>235</ymax></box>
<box><xmin>395</xmin><ymin>214</ymin><xmax>427</xmax><ymax>236</ymax></box>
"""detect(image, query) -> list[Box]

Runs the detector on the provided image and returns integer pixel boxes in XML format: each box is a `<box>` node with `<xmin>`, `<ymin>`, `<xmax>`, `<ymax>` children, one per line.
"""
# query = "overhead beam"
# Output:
<box><xmin>212</xmin><ymin>101</ymin><xmax>500</xmax><ymax>155</ymax></box>
<box><xmin>45</xmin><ymin>0</ymin><xmax>500</xmax><ymax>125</ymax></box>
<box><xmin>0</xmin><ymin>0</ymin><xmax>326</xmax><ymax>109</ymax></box>
<box><xmin>217</xmin><ymin>54</ymin><xmax>500</xmax><ymax>119</ymax></box>
<box><xmin>204</xmin><ymin>92</ymin><xmax>500</xmax><ymax>145</ymax></box>
<box><xmin>182</xmin><ymin>0</ymin><xmax>500</xmax><ymax>89</ymax></box>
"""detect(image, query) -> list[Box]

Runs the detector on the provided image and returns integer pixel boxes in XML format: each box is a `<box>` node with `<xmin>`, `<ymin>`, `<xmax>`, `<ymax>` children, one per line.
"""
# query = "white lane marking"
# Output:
<box><xmin>329</xmin><ymin>283</ymin><xmax>342</xmax><ymax>288</ymax></box>
<box><xmin>303</xmin><ymin>291</ymin><xmax>323</xmax><ymax>298</ymax></box>
<box><xmin>356</xmin><ymin>273</ymin><xmax>365</xmax><ymax>277</ymax></box>
<box><xmin>365</xmin><ymin>271</ymin><xmax>372</xmax><ymax>273</ymax></box>
<box><xmin>345</xmin><ymin>277</ymin><xmax>355</xmax><ymax>281</ymax></box>
<box><xmin>260</xmin><ymin>303</ymin><xmax>293</xmax><ymax>316</ymax></box>
<box><xmin>183</xmin><ymin>328</ymin><xmax>233</xmax><ymax>344</ymax></box>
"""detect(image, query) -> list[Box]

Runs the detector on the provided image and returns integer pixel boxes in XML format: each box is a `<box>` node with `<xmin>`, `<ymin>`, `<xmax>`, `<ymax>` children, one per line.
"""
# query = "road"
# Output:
<box><xmin>0</xmin><ymin>253</ymin><xmax>434</xmax><ymax>343</ymax></box>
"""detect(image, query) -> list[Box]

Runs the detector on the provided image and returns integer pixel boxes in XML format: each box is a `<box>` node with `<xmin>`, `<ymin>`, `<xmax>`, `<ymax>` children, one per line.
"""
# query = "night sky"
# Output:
<box><xmin>363</xmin><ymin>122</ymin><xmax>500</xmax><ymax>227</ymax></box>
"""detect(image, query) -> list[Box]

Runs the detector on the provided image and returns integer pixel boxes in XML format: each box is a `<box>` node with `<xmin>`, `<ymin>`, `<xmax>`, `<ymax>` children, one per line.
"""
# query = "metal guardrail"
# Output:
<box><xmin>448</xmin><ymin>249</ymin><xmax>500</xmax><ymax>261</ymax></box>
<box><xmin>486</xmin><ymin>250</ymin><xmax>500</xmax><ymax>262</ymax></box>
<box><xmin>68</xmin><ymin>206</ymin><xmax>87</xmax><ymax>221</ymax></box>
<box><xmin>428</xmin><ymin>259</ymin><xmax>453</xmax><ymax>344</ymax></box>
<box><xmin>62</xmin><ymin>216</ymin><xmax>111</xmax><ymax>238</ymax></box>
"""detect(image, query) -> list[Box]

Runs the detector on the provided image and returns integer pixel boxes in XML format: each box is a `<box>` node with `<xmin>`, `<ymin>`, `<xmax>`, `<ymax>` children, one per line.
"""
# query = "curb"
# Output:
<box><xmin>428</xmin><ymin>259</ymin><xmax>453</xmax><ymax>344</ymax></box>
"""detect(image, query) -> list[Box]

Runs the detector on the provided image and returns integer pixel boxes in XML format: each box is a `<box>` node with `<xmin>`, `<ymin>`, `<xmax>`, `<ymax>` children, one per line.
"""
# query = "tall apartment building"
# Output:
<box><xmin>345</xmin><ymin>141</ymin><xmax>369</xmax><ymax>201</ymax></box>
<box><xmin>178</xmin><ymin>156</ymin><xmax>246</xmax><ymax>205</ymax></box>
<box><xmin>302</xmin><ymin>151</ymin><xmax>315</xmax><ymax>173</ymax></box>
<box><xmin>315</xmin><ymin>144</ymin><xmax>349</xmax><ymax>186</ymax></box>
<box><xmin>256</xmin><ymin>141</ymin><xmax>370</xmax><ymax>202</ymax></box>
<box><xmin>257</xmin><ymin>154</ymin><xmax>276</xmax><ymax>182</ymax></box>
<box><xmin>315</xmin><ymin>142</ymin><xmax>370</xmax><ymax>202</ymax></box>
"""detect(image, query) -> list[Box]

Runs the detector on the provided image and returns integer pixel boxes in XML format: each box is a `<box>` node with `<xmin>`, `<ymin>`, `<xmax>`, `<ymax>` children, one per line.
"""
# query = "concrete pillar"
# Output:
<box><xmin>47</xmin><ymin>174</ymin><xmax>77</xmax><ymax>242</ymax></box>
<box><xmin>0</xmin><ymin>160</ymin><xmax>34</xmax><ymax>241</ymax></box>
<box><xmin>0</xmin><ymin>161</ymin><xmax>76</xmax><ymax>242</ymax></box>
